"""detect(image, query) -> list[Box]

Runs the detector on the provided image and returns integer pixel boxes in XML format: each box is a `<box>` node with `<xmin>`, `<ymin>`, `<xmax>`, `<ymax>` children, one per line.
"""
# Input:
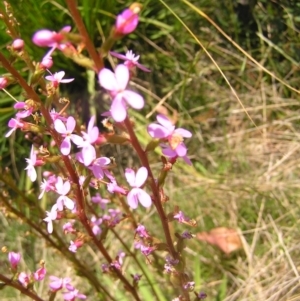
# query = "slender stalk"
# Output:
<box><xmin>0</xmin><ymin>273</ymin><xmax>45</xmax><ymax>301</ymax></box>
<box><xmin>65</xmin><ymin>0</ymin><xmax>103</xmax><ymax>72</ymax></box>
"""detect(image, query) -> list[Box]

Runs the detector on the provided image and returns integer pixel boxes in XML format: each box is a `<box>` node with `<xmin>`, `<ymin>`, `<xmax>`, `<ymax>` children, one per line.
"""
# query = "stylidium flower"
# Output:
<box><xmin>98</xmin><ymin>64</ymin><xmax>144</xmax><ymax>122</ymax></box>
<box><xmin>55</xmin><ymin>177</ymin><xmax>75</xmax><ymax>211</ymax></box>
<box><xmin>63</xmin><ymin>286</ymin><xmax>86</xmax><ymax>300</ymax></box>
<box><xmin>125</xmin><ymin>167</ymin><xmax>151</xmax><ymax>209</ymax></box>
<box><xmin>49</xmin><ymin>276</ymin><xmax>71</xmax><ymax>292</ymax></box>
<box><xmin>8</xmin><ymin>252</ymin><xmax>21</xmax><ymax>269</ymax></box>
<box><xmin>43</xmin><ymin>205</ymin><xmax>58</xmax><ymax>234</ymax></box>
<box><xmin>110</xmin><ymin>50</ymin><xmax>151</xmax><ymax>72</ymax></box>
<box><xmin>45</xmin><ymin>71</ymin><xmax>74</xmax><ymax>88</ymax></box>
<box><xmin>5</xmin><ymin>118</ymin><xmax>25</xmax><ymax>137</ymax></box>
<box><xmin>54</xmin><ymin>116</ymin><xmax>83</xmax><ymax>155</ymax></box>
<box><xmin>25</xmin><ymin>145</ymin><xmax>37</xmax><ymax>182</ymax></box>
<box><xmin>91</xmin><ymin>193</ymin><xmax>110</xmax><ymax>210</ymax></box>
<box><xmin>148</xmin><ymin>114</ymin><xmax>192</xmax><ymax>155</ymax></box>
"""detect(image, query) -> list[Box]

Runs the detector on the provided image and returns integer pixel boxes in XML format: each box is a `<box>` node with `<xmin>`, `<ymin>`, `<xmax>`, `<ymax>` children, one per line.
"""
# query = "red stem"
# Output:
<box><xmin>65</xmin><ymin>0</ymin><xmax>103</xmax><ymax>73</ymax></box>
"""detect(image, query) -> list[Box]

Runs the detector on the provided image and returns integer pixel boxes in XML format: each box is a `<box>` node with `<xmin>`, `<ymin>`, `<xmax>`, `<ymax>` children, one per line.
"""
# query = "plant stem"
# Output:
<box><xmin>65</xmin><ymin>0</ymin><xmax>103</xmax><ymax>72</ymax></box>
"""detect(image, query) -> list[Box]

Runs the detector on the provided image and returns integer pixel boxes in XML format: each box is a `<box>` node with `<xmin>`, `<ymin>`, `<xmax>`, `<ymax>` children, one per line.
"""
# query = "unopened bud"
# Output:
<box><xmin>12</xmin><ymin>38</ymin><xmax>24</xmax><ymax>51</ymax></box>
<box><xmin>40</xmin><ymin>56</ymin><xmax>53</xmax><ymax>69</ymax></box>
<box><xmin>0</xmin><ymin>77</ymin><xmax>8</xmax><ymax>89</ymax></box>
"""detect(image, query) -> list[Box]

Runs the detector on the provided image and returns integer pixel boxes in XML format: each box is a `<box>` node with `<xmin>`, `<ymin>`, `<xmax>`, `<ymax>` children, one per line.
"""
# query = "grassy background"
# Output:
<box><xmin>1</xmin><ymin>0</ymin><xmax>300</xmax><ymax>300</ymax></box>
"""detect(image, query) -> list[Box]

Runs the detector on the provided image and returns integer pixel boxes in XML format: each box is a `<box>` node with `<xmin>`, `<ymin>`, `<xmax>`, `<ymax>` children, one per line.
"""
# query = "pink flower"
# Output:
<box><xmin>110</xmin><ymin>50</ymin><xmax>150</xmax><ymax>72</ymax></box>
<box><xmin>76</xmin><ymin>147</ymin><xmax>111</xmax><ymax>179</ymax></box>
<box><xmin>34</xmin><ymin>267</ymin><xmax>46</xmax><ymax>281</ymax></box>
<box><xmin>115</xmin><ymin>8</ymin><xmax>139</xmax><ymax>35</ymax></box>
<box><xmin>8</xmin><ymin>252</ymin><xmax>21</xmax><ymax>269</ymax></box>
<box><xmin>5</xmin><ymin>118</ymin><xmax>25</xmax><ymax>137</ymax></box>
<box><xmin>55</xmin><ymin>177</ymin><xmax>75</xmax><ymax>211</ymax></box>
<box><xmin>45</xmin><ymin>71</ymin><xmax>74</xmax><ymax>88</ymax></box>
<box><xmin>18</xmin><ymin>272</ymin><xmax>30</xmax><ymax>287</ymax></box>
<box><xmin>98</xmin><ymin>64</ymin><xmax>144</xmax><ymax>122</ymax></box>
<box><xmin>39</xmin><ymin>176</ymin><xmax>56</xmax><ymax>199</ymax></box>
<box><xmin>43</xmin><ymin>205</ymin><xmax>58</xmax><ymax>234</ymax></box>
<box><xmin>25</xmin><ymin>145</ymin><xmax>37</xmax><ymax>182</ymax></box>
<box><xmin>90</xmin><ymin>216</ymin><xmax>102</xmax><ymax>236</ymax></box>
<box><xmin>49</xmin><ymin>276</ymin><xmax>71</xmax><ymax>292</ymax></box>
<box><xmin>54</xmin><ymin>116</ymin><xmax>82</xmax><ymax>155</ymax></box>
<box><xmin>69</xmin><ymin>240</ymin><xmax>84</xmax><ymax>253</ymax></box>
<box><xmin>14</xmin><ymin>101</ymin><xmax>33</xmax><ymax>119</ymax></box>
<box><xmin>74</xmin><ymin>116</ymin><xmax>99</xmax><ymax>160</ymax></box>
<box><xmin>63</xmin><ymin>221</ymin><xmax>76</xmax><ymax>234</ymax></box>
<box><xmin>91</xmin><ymin>193</ymin><xmax>109</xmax><ymax>210</ymax></box>
<box><xmin>63</xmin><ymin>286</ymin><xmax>86</xmax><ymax>300</ymax></box>
<box><xmin>125</xmin><ymin>167</ymin><xmax>151</xmax><ymax>209</ymax></box>
<box><xmin>147</xmin><ymin>114</ymin><xmax>192</xmax><ymax>156</ymax></box>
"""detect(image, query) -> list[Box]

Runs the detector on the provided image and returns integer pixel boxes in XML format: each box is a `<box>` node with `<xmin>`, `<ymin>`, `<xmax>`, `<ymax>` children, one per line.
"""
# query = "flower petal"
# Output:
<box><xmin>123</xmin><ymin>90</ymin><xmax>144</xmax><ymax>109</ymax></box>
<box><xmin>175</xmin><ymin>128</ymin><xmax>192</xmax><ymax>138</ymax></box>
<box><xmin>134</xmin><ymin>167</ymin><xmax>148</xmax><ymax>187</ymax></box>
<box><xmin>66</xmin><ymin>116</ymin><xmax>76</xmax><ymax>132</ymax></box>
<box><xmin>54</xmin><ymin>119</ymin><xmax>67</xmax><ymax>134</ymax></box>
<box><xmin>98</xmin><ymin>68</ymin><xmax>118</xmax><ymax>91</ymax></box>
<box><xmin>125</xmin><ymin>168</ymin><xmax>136</xmax><ymax>186</ymax></box>
<box><xmin>147</xmin><ymin>124</ymin><xmax>170</xmax><ymax>138</ymax></box>
<box><xmin>60</xmin><ymin>137</ymin><xmax>71</xmax><ymax>155</ymax></box>
<box><xmin>115</xmin><ymin>64</ymin><xmax>129</xmax><ymax>90</ymax></box>
<box><xmin>156</xmin><ymin>114</ymin><xmax>174</xmax><ymax>131</ymax></box>
<box><xmin>111</xmin><ymin>97</ymin><xmax>127</xmax><ymax>122</ymax></box>
<box><xmin>137</xmin><ymin>189</ymin><xmax>152</xmax><ymax>208</ymax></box>
<box><xmin>127</xmin><ymin>189</ymin><xmax>139</xmax><ymax>209</ymax></box>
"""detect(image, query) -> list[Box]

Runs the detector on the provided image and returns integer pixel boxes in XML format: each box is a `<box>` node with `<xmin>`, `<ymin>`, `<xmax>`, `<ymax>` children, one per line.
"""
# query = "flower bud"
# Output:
<box><xmin>40</xmin><ymin>56</ymin><xmax>53</xmax><ymax>69</ymax></box>
<box><xmin>32</xmin><ymin>29</ymin><xmax>58</xmax><ymax>47</ymax></box>
<box><xmin>12</xmin><ymin>38</ymin><xmax>24</xmax><ymax>51</ymax></box>
<box><xmin>0</xmin><ymin>77</ymin><xmax>8</xmax><ymax>89</ymax></box>
<box><xmin>8</xmin><ymin>252</ymin><xmax>21</xmax><ymax>269</ymax></box>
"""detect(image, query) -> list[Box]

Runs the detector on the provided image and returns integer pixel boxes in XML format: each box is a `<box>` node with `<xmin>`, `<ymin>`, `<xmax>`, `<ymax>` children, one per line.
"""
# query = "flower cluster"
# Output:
<box><xmin>0</xmin><ymin>4</ymin><xmax>200</xmax><ymax>301</ymax></box>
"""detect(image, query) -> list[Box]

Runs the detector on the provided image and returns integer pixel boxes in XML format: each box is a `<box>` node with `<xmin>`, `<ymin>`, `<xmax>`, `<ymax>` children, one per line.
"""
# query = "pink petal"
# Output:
<box><xmin>127</xmin><ymin>190</ymin><xmax>139</xmax><ymax>209</ymax></box>
<box><xmin>55</xmin><ymin>71</ymin><xmax>65</xmax><ymax>82</ymax></box>
<box><xmin>147</xmin><ymin>124</ymin><xmax>170</xmax><ymax>138</ymax></box>
<box><xmin>62</xmin><ymin>181</ymin><xmax>71</xmax><ymax>195</ymax></box>
<box><xmin>156</xmin><ymin>114</ymin><xmax>174</xmax><ymax>131</ymax></box>
<box><xmin>162</xmin><ymin>147</ymin><xmax>177</xmax><ymax>158</ymax></box>
<box><xmin>123</xmin><ymin>90</ymin><xmax>144</xmax><ymax>109</ymax></box>
<box><xmin>54</xmin><ymin>119</ymin><xmax>67</xmax><ymax>134</ymax></box>
<box><xmin>110</xmin><ymin>51</ymin><xmax>127</xmax><ymax>60</ymax></box>
<box><xmin>98</xmin><ymin>68</ymin><xmax>118</xmax><ymax>91</ymax></box>
<box><xmin>82</xmin><ymin>146</ymin><xmax>96</xmax><ymax>166</ymax></box>
<box><xmin>60</xmin><ymin>137</ymin><xmax>71</xmax><ymax>155</ymax></box>
<box><xmin>175</xmin><ymin>128</ymin><xmax>192</xmax><ymax>138</ymax></box>
<box><xmin>27</xmin><ymin>166</ymin><xmax>37</xmax><ymax>182</ymax></box>
<box><xmin>135</xmin><ymin>167</ymin><xmax>148</xmax><ymax>187</ymax></box>
<box><xmin>115</xmin><ymin>64</ymin><xmax>129</xmax><ymax>90</ymax></box>
<box><xmin>111</xmin><ymin>97</ymin><xmax>127</xmax><ymax>122</ymax></box>
<box><xmin>66</xmin><ymin>116</ymin><xmax>76</xmax><ymax>132</ymax></box>
<box><xmin>64</xmin><ymin>197</ymin><xmax>74</xmax><ymax>210</ymax></box>
<box><xmin>70</xmin><ymin>134</ymin><xmax>83</xmax><ymax>146</ymax></box>
<box><xmin>55</xmin><ymin>177</ymin><xmax>63</xmax><ymax>192</ymax></box>
<box><xmin>175</xmin><ymin>143</ymin><xmax>187</xmax><ymax>157</ymax></box>
<box><xmin>137</xmin><ymin>189</ymin><xmax>152</xmax><ymax>208</ymax></box>
<box><xmin>125</xmin><ymin>168</ymin><xmax>136</xmax><ymax>186</ymax></box>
